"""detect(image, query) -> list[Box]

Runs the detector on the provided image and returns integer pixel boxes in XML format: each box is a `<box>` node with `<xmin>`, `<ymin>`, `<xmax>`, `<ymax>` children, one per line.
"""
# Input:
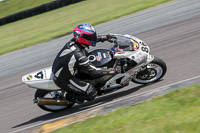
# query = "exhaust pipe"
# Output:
<box><xmin>34</xmin><ymin>98</ymin><xmax>70</xmax><ymax>106</ymax></box>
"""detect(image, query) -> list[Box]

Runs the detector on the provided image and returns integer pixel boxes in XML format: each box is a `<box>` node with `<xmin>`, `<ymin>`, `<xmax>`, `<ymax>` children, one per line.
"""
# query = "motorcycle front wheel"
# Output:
<box><xmin>132</xmin><ymin>57</ymin><xmax>167</xmax><ymax>84</ymax></box>
<box><xmin>34</xmin><ymin>89</ymin><xmax>74</xmax><ymax>112</ymax></box>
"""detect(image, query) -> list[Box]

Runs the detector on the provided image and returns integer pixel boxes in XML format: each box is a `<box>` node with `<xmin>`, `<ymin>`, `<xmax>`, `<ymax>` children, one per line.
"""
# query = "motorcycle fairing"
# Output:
<box><xmin>101</xmin><ymin>65</ymin><xmax>142</xmax><ymax>91</ymax></box>
<box><xmin>22</xmin><ymin>66</ymin><xmax>60</xmax><ymax>90</ymax></box>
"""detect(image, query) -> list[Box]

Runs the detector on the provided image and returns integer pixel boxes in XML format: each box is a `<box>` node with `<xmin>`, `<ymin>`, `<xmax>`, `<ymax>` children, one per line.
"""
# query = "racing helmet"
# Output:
<box><xmin>73</xmin><ymin>24</ymin><xmax>97</xmax><ymax>47</ymax></box>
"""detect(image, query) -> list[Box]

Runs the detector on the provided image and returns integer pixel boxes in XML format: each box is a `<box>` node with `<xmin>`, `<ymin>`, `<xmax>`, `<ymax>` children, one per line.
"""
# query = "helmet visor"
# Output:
<box><xmin>82</xmin><ymin>32</ymin><xmax>97</xmax><ymax>42</ymax></box>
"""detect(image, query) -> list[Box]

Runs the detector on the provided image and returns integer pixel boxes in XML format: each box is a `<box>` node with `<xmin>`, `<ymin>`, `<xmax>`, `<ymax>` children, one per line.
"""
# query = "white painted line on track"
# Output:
<box><xmin>11</xmin><ymin>75</ymin><xmax>200</xmax><ymax>133</ymax></box>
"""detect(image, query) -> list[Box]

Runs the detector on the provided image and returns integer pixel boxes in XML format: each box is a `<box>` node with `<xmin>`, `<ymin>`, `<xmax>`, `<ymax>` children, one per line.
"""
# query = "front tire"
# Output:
<box><xmin>132</xmin><ymin>57</ymin><xmax>167</xmax><ymax>84</ymax></box>
<box><xmin>34</xmin><ymin>89</ymin><xmax>74</xmax><ymax>112</ymax></box>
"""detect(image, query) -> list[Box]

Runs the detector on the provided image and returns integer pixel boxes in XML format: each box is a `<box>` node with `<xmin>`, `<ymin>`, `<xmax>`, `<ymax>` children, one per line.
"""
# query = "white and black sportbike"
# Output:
<box><xmin>22</xmin><ymin>34</ymin><xmax>167</xmax><ymax>112</ymax></box>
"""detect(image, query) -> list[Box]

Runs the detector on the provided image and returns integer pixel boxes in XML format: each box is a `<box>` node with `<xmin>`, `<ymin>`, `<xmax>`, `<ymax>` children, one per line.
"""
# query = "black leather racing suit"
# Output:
<box><xmin>52</xmin><ymin>38</ymin><xmax>114</xmax><ymax>99</ymax></box>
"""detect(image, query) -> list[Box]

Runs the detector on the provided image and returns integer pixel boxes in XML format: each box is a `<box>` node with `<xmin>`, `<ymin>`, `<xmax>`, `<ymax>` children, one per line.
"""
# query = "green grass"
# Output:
<box><xmin>0</xmin><ymin>0</ymin><xmax>172</xmax><ymax>55</ymax></box>
<box><xmin>52</xmin><ymin>84</ymin><xmax>200</xmax><ymax>133</ymax></box>
<box><xmin>0</xmin><ymin>0</ymin><xmax>55</xmax><ymax>18</ymax></box>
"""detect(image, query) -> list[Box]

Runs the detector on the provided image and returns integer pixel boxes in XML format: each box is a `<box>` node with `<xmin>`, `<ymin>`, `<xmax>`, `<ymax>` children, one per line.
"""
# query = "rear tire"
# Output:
<box><xmin>34</xmin><ymin>89</ymin><xmax>74</xmax><ymax>112</ymax></box>
<box><xmin>132</xmin><ymin>57</ymin><xmax>167</xmax><ymax>84</ymax></box>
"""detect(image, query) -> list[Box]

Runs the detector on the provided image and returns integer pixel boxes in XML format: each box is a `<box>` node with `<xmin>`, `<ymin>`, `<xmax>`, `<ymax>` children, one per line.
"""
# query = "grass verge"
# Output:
<box><xmin>52</xmin><ymin>84</ymin><xmax>200</xmax><ymax>133</ymax></box>
<box><xmin>0</xmin><ymin>0</ymin><xmax>172</xmax><ymax>55</ymax></box>
<box><xmin>0</xmin><ymin>0</ymin><xmax>55</xmax><ymax>18</ymax></box>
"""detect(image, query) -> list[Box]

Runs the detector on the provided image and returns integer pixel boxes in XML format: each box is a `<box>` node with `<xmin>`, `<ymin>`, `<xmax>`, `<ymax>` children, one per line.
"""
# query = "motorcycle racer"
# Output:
<box><xmin>52</xmin><ymin>24</ymin><xmax>118</xmax><ymax>102</ymax></box>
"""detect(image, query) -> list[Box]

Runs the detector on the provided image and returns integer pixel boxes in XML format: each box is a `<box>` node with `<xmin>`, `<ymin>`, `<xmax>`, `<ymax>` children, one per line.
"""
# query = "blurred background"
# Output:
<box><xmin>0</xmin><ymin>0</ymin><xmax>171</xmax><ymax>55</ymax></box>
<box><xmin>0</xmin><ymin>0</ymin><xmax>200</xmax><ymax>133</ymax></box>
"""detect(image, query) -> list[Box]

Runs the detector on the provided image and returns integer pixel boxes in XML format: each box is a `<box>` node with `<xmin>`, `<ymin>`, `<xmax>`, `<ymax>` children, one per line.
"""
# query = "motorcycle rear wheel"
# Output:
<box><xmin>132</xmin><ymin>57</ymin><xmax>167</xmax><ymax>84</ymax></box>
<box><xmin>34</xmin><ymin>89</ymin><xmax>74</xmax><ymax>112</ymax></box>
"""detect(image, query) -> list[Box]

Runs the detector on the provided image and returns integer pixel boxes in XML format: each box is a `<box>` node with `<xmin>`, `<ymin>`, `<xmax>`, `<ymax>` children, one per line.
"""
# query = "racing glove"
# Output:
<box><xmin>97</xmin><ymin>34</ymin><xmax>116</xmax><ymax>43</ymax></box>
<box><xmin>97</xmin><ymin>35</ymin><xmax>108</xmax><ymax>42</ymax></box>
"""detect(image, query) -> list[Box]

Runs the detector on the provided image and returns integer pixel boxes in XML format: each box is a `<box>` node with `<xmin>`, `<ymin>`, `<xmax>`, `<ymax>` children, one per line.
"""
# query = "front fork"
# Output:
<box><xmin>140</xmin><ymin>54</ymin><xmax>154</xmax><ymax>72</ymax></box>
<box><xmin>135</xmin><ymin>54</ymin><xmax>155</xmax><ymax>79</ymax></box>
<box><xmin>147</xmin><ymin>54</ymin><xmax>154</xmax><ymax>64</ymax></box>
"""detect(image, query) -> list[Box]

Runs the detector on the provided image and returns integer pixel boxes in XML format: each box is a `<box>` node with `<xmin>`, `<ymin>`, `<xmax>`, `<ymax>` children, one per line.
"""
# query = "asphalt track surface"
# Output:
<box><xmin>0</xmin><ymin>0</ymin><xmax>200</xmax><ymax>132</ymax></box>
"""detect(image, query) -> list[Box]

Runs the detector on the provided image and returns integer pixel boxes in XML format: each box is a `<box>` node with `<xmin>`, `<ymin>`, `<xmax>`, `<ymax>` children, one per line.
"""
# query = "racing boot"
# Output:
<box><xmin>86</xmin><ymin>85</ymin><xmax>97</xmax><ymax>101</ymax></box>
<box><xmin>65</xmin><ymin>93</ymin><xmax>85</xmax><ymax>104</ymax></box>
